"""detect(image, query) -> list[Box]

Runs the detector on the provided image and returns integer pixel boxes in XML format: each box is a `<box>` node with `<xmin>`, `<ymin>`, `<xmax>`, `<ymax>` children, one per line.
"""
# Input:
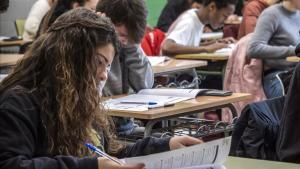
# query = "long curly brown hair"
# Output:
<box><xmin>0</xmin><ymin>8</ymin><xmax>122</xmax><ymax>156</ymax></box>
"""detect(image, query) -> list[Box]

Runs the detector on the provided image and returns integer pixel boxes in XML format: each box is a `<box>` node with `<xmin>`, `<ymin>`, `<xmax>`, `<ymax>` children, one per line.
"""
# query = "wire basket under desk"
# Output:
<box><xmin>117</xmin><ymin>117</ymin><xmax>238</xmax><ymax>142</ymax></box>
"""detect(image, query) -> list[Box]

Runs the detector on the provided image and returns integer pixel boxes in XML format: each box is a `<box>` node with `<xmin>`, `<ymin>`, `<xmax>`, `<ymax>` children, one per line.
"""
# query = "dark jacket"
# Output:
<box><xmin>230</xmin><ymin>96</ymin><xmax>285</xmax><ymax>160</ymax></box>
<box><xmin>277</xmin><ymin>62</ymin><xmax>300</xmax><ymax>163</ymax></box>
<box><xmin>0</xmin><ymin>86</ymin><xmax>170</xmax><ymax>169</ymax></box>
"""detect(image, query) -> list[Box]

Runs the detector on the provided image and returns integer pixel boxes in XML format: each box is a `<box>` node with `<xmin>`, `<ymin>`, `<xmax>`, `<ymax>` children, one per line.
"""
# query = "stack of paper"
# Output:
<box><xmin>104</xmin><ymin>89</ymin><xmax>208</xmax><ymax>111</ymax></box>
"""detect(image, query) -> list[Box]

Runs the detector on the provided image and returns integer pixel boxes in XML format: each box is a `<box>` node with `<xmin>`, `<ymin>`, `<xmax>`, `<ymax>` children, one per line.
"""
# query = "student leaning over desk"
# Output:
<box><xmin>161</xmin><ymin>0</ymin><xmax>238</xmax><ymax>56</ymax></box>
<box><xmin>0</xmin><ymin>8</ymin><xmax>202</xmax><ymax>169</ymax></box>
<box><xmin>96</xmin><ymin>0</ymin><xmax>154</xmax><ymax>137</ymax></box>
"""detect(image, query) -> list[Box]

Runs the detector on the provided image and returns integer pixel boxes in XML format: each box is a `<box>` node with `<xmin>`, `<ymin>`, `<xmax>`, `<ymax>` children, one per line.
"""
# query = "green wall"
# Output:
<box><xmin>145</xmin><ymin>0</ymin><xmax>167</xmax><ymax>27</ymax></box>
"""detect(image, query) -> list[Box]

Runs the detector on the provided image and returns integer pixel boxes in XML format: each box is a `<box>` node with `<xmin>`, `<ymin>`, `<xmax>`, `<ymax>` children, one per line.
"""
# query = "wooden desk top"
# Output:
<box><xmin>0</xmin><ymin>40</ymin><xmax>26</xmax><ymax>47</ymax></box>
<box><xmin>175</xmin><ymin>53</ymin><xmax>229</xmax><ymax>61</ymax></box>
<box><xmin>286</xmin><ymin>56</ymin><xmax>300</xmax><ymax>62</ymax></box>
<box><xmin>152</xmin><ymin>58</ymin><xmax>207</xmax><ymax>75</ymax></box>
<box><xmin>106</xmin><ymin>93</ymin><xmax>252</xmax><ymax>119</ymax></box>
<box><xmin>224</xmin><ymin>156</ymin><xmax>300</xmax><ymax>169</ymax></box>
<box><xmin>0</xmin><ymin>53</ymin><xmax>24</xmax><ymax>67</ymax></box>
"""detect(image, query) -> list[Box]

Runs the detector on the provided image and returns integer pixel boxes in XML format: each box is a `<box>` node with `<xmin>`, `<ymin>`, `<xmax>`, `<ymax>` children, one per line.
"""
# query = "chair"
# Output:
<box><xmin>14</xmin><ymin>19</ymin><xmax>26</xmax><ymax>37</ymax></box>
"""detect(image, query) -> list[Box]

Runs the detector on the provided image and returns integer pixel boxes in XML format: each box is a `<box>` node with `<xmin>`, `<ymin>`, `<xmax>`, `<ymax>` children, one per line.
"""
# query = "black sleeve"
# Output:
<box><xmin>117</xmin><ymin>136</ymin><xmax>171</xmax><ymax>158</ymax></box>
<box><xmin>277</xmin><ymin>63</ymin><xmax>300</xmax><ymax>163</ymax></box>
<box><xmin>0</xmin><ymin>89</ymin><xmax>98</xmax><ymax>169</ymax></box>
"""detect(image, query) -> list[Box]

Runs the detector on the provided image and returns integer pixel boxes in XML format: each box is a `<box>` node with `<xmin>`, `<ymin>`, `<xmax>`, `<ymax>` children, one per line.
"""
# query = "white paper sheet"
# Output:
<box><xmin>215</xmin><ymin>44</ymin><xmax>235</xmax><ymax>54</ymax></box>
<box><xmin>148</xmin><ymin>56</ymin><xmax>168</xmax><ymax>66</ymax></box>
<box><xmin>124</xmin><ymin>137</ymin><xmax>231</xmax><ymax>169</ymax></box>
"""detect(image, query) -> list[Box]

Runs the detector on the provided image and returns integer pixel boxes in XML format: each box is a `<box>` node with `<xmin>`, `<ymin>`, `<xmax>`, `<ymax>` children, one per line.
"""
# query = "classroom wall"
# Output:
<box><xmin>0</xmin><ymin>0</ymin><xmax>167</xmax><ymax>35</ymax></box>
<box><xmin>145</xmin><ymin>0</ymin><xmax>167</xmax><ymax>27</ymax></box>
<box><xmin>0</xmin><ymin>0</ymin><xmax>36</xmax><ymax>37</ymax></box>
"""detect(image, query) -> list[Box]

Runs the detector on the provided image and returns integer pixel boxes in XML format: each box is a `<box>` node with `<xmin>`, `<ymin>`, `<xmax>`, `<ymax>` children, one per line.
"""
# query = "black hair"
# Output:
<box><xmin>202</xmin><ymin>0</ymin><xmax>238</xmax><ymax>9</ymax></box>
<box><xmin>96</xmin><ymin>0</ymin><xmax>147</xmax><ymax>43</ymax></box>
<box><xmin>0</xmin><ymin>0</ymin><xmax>9</xmax><ymax>13</ymax></box>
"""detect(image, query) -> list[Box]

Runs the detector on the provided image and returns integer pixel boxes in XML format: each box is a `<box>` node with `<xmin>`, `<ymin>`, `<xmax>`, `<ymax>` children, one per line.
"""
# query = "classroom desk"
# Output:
<box><xmin>224</xmin><ymin>156</ymin><xmax>300</xmax><ymax>169</ymax></box>
<box><xmin>175</xmin><ymin>52</ymin><xmax>230</xmax><ymax>83</ymax></box>
<box><xmin>152</xmin><ymin>58</ymin><xmax>207</xmax><ymax>75</ymax></box>
<box><xmin>286</xmin><ymin>56</ymin><xmax>300</xmax><ymax>62</ymax></box>
<box><xmin>106</xmin><ymin>93</ymin><xmax>252</xmax><ymax>137</ymax></box>
<box><xmin>0</xmin><ymin>53</ymin><xmax>24</xmax><ymax>67</ymax></box>
<box><xmin>175</xmin><ymin>53</ymin><xmax>229</xmax><ymax>61</ymax></box>
<box><xmin>0</xmin><ymin>39</ymin><xmax>26</xmax><ymax>47</ymax></box>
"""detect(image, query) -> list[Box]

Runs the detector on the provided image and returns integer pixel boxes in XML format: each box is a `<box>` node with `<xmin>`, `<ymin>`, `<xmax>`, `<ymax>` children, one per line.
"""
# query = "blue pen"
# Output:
<box><xmin>120</xmin><ymin>101</ymin><xmax>157</xmax><ymax>105</ymax></box>
<box><xmin>85</xmin><ymin>143</ymin><xmax>124</xmax><ymax>165</ymax></box>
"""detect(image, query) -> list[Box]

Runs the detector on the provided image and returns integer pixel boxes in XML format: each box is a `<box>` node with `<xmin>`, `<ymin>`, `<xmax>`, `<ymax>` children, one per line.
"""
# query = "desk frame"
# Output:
<box><xmin>143</xmin><ymin>103</ymin><xmax>237</xmax><ymax>137</ymax></box>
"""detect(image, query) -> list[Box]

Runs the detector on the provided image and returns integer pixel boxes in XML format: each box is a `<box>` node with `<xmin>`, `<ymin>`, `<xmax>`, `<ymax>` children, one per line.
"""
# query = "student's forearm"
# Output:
<box><xmin>161</xmin><ymin>41</ymin><xmax>208</xmax><ymax>56</ymax></box>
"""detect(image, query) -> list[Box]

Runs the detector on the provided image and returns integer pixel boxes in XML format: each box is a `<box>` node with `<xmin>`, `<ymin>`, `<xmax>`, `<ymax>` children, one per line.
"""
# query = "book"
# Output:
<box><xmin>122</xmin><ymin>137</ymin><xmax>231</xmax><ymax>169</ymax></box>
<box><xmin>104</xmin><ymin>89</ymin><xmax>232</xmax><ymax>111</ymax></box>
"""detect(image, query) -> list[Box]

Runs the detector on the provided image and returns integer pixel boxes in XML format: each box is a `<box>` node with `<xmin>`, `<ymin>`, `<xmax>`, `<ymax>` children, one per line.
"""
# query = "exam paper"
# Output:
<box><xmin>124</xmin><ymin>137</ymin><xmax>231</xmax><ymax>169</ymax></box>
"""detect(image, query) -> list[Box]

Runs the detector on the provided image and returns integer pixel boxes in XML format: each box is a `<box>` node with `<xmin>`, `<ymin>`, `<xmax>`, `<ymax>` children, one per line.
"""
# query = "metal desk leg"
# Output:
<box><xmin>144</xmin><ymin>119</ymin><xmax>162</xmax><ymax>137</ymax></box>
<box><xmin>227</xmin><ymin>103</ymin><xmax>238</xmax><ymax>118</ymax></box>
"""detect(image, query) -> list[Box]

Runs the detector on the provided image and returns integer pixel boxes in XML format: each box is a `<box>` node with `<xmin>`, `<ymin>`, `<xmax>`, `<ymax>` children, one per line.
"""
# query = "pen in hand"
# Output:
<box><xmin>85</xmin><ymin>143</ymin><xmax>124</xmax><ymax>166</ymax></box>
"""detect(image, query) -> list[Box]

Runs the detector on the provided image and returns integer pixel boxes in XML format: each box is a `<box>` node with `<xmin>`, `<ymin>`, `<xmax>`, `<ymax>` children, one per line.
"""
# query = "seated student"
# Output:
<box><xmin>23</xmin><ymin>0</ymin><xmax>56</xmax><ymax>42</ymax></box>
<box><xmin>156</xmin><ymin>0</ymin><xmax>203</xmax><ymax>32</ymax></box>
<box><xmin>161</xmin><ymin>0</ymin><xmax>237</xmax><ymax>56</ymax></box>
<box><xmin>247</xmin><ymin>0</ymin><xmax>300</xmax><ymax>99</ymax></box>
<box><xmin>237</xmin><ymin>0</ymin><xmax>280</xmax><ymax>39</ymax></box>
<box><xmin>96</xmin><ymin>0</ymin><xmax>153</xmax><ymax>136</ymax></box>
<box><xmin>38</xmin><ymin>0</ymin><xmax>98</xmax><ymax>36</ymax></box>
<box><xmin>0</xmin><ymin>8</ymin><xmax>202</xmax><ymax>169</ymax></box>
<box><xmin>19</xmin><ymin>0</ymin><xmax>98</xmax><ymax>53</ymax></box>
<box><xmin>276</xmin><ymin>47</ymin><xmax>300</xmax><ymax>163</ymax></box>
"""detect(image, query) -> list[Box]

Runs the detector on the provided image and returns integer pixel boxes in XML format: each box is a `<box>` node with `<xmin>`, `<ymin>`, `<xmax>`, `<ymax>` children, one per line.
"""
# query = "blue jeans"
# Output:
<box><xmin>263</xmin><ymin>71</ymin><xmax>285</xmax><ymax>99</ymax></box>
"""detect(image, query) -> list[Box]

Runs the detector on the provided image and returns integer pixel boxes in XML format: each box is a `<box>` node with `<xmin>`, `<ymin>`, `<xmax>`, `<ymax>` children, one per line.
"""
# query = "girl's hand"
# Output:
<box><xmin>169</xmin><ymin>135</ymin><xmax>203</xmax><ymax>150</ymax></box>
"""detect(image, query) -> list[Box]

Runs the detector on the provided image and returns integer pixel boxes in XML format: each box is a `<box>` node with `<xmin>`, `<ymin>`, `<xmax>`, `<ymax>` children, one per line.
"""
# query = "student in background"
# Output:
<box><xmin>19</xmin><ymin>0</ymin><xmax>98</xmax><ymax>53</ymax></box>
<box><xmin>0</xmin><ymin>8</ymin><xmax>202</xmax><ymax>169</ymax></box>
<box><xmin>0</xmin><ymin>0</ymin><xmax>9</xmax><ymax>13</ymax></box>
<box><xmin>237</xmin><ymin>0</ymin><xmax>280</xmax><ymax>39</ymax></box>
<box><xmin>161</xmin><ymin>0</ymin><xmax>237</xmax><ymax>56</ymax></box>
<box><xmin>156</xmin><ymin>0</ymin><xmax>203</xmax><ymax>32</ymax></box>
<box><xmin>38</xmin><ymin>0</ymin><xmax>98</xmax><ymax>36</ymax></box>
<box><xmin>247</xmin><ymin>0</ymin><xmax>300</xmax><ymax>99</ymax></box>
<box><xmin>96</xmin><ymin>0</ymin><xmax>153</xmax><ymax>136</ymax></box>
<box><xmin>23</xmin><ymin>0</ymin><xmax>56</xmax><ymax>41</ymax></box>
<box><xmin>38</xmin><ymin>0</ymin><xmax>84</xmax><ymax>36</ymax></box>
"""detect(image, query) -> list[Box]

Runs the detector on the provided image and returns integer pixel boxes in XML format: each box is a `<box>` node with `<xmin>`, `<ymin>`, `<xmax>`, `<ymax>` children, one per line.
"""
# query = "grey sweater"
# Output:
<box><xmin>103</xmin><ymin>44</ymin><xmax>154</xmax><ymax>96</ymax></box>
<box><xmin>247</xmin><ymin>3</ymin><xmax>300</xmax><ymax>70</ymax></box>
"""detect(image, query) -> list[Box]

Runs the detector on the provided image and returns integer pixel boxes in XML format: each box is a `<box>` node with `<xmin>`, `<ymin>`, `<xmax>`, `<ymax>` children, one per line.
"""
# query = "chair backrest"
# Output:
<box><xmin>15</xmin><ymin>19</ymin><xmax>26</xmax><ymax>37</ymax></box>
